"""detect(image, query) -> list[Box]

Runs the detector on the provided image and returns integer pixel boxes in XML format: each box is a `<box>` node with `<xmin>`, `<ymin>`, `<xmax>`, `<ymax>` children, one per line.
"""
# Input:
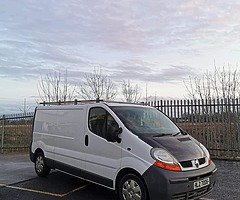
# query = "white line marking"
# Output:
<box><xmin>61</xmin><ymin>184</ymin><xmax>89</xmax><ymax>197</ymax></box>
<box><xmin>0</xmin><ymin>183</ymin><xmax>89</xmax><ymax>198</ymax></box>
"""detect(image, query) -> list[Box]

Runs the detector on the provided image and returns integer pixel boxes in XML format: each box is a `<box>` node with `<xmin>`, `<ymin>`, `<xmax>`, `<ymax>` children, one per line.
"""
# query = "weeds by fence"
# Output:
<box><xmin>0</xmin><ymin>112</ymin><xmax>34</xmax><ymax>153</ymax></box>
<box><xmin>1</xmin><ymin>98</ymin><xmax>240</xmax><ymax>160</ymax></box>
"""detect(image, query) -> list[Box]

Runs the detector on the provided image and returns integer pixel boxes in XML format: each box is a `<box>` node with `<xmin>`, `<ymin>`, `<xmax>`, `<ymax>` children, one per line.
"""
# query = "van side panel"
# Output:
<box><xmin>54</xmin><ymin>108</ymin><xmax>86</xmax><ymax>170</ymax></box>
<box><xmin>32</xmin><ymin>107</ymin><xmax>86</xmax><ymax>171</ymax></box>
<box><xmin>32</xmin><ymin>109</ymin><xmax>58</xmax><ymax>161</ymax></box>
<box><xmin>120</xmin><ymin>129</ymin><xmax>155</xmax><ymax>175</ymax></box>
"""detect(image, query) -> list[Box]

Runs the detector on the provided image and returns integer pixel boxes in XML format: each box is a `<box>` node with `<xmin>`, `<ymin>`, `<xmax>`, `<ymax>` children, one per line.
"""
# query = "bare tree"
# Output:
<box><xmin>19</xmin><ymin>98</ymin><xmax>31</xmax><ymax>114</ymax></box>
<box><xmin>121</xmin><ymin>80</ymin><xmax>141</xmax><ymax>103</ymax></box>
<box><xmin>79</xmin><ymin>67</ymin><xmax>117</xmax><ymax>100</ymax></box>
<box><xmin>37</xmin><ymin>70</ymin><xmax>77</xmax><ymax>103</ymax></box>
<box><xmin>184</xmin><ymin>65</ymin><xmax>240</xmax><ymax>100</ymax></box>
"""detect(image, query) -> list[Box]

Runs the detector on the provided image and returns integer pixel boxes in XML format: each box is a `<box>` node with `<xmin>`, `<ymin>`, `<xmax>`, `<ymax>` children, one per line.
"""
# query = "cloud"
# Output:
<box><xmin>1</xmin><ymin>0</ymin><xmax>240</xmax><ymax>88</ymax></box>
<box><xmin>2</xmin><ymin>0</ymin><xmax>240</xmax><ymax>56</ymax></box>
<box><xmin>108</xmin><ymin>59</ymin><xmax>196</xmax><ymax>84</ymax></box>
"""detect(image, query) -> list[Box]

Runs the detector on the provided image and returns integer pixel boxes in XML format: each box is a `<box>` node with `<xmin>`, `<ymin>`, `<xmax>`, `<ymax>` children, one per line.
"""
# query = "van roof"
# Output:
<box><xmin>39</xmin><ymin>99</ymin><xmax>146</xmax><ymax>105</ymax></box>
<box><xmin>37</xmin><ymin>100</ymin><xmax>148</xmax><ymax>110</ymax></box>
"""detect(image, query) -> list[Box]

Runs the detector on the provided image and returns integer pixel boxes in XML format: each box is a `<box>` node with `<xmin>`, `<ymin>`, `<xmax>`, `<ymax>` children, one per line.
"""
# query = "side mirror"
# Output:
<box><xmin>107</xmin><ymin>125</ymin><xmax>122</xmax><ymax>143</ymax></box>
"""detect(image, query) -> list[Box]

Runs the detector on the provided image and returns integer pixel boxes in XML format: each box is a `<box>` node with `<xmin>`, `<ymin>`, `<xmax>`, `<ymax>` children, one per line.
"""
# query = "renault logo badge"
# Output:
<box><xmin>194</xmin><ymin>159</ymin><xmax>200</xmax><ymax>168</ymax></box>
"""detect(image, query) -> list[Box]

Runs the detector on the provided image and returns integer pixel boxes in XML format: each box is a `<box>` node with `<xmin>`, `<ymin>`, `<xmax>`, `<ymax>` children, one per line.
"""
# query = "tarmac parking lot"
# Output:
<box><xmin>0</xmin><ymin>153</ymin><xmax>240</xmax><ymax>200</ymax></box>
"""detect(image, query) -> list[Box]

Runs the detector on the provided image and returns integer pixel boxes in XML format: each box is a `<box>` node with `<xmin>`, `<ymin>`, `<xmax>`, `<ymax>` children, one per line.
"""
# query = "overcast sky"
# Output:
<box><xmin>1</xmin><ymin>0</ymin><xmax>240</xmax><ymax>113</ymax></box>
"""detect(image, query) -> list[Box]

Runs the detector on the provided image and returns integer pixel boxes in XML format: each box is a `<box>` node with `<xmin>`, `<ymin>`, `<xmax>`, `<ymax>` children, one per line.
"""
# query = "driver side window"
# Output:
<box><xmin>88</xmin><ymin>107</ymin><xmax>118</xmax><ymax>140</ymax></box>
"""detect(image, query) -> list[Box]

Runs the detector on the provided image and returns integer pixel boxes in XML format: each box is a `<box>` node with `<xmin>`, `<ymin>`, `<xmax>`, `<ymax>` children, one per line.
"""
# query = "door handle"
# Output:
<box><xmin>85</xmin><ymin>135</ymin><xmax>89</xmax><ymax>146</ymax></box>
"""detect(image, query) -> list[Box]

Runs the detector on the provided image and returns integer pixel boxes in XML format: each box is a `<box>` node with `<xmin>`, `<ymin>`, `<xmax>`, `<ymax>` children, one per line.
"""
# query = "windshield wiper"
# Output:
<box><xmin>173</xmin><ymin>129</ymin><xmax>188</xmax><ymax>136</ymax></box>
<box><xmin>173</xmin><ymin>132</ymin><xmax>181</xmax><ymax>136</ymax></box>
<box><xmin>153</xmin><ymin>133</ymin><xmax>169</xmax><ymax>137</ymax></box>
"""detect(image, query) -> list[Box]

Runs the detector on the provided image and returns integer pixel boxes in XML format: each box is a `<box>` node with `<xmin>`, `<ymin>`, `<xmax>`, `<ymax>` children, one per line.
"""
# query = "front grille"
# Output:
<box><xmin>180</xmin><ymin>160</ymin><xmax>192</xmax><ymax>168</ymax></box>
<box><xmin>199</xmin><ymin>158</ymin><xmax>205</xmax><ymax>165</ymax></box>
<box><xmin>172</xmin><ymin>193</ymin><xmax>186</xmax><ymax>200</ymax></box>
<box><xmin>188</xmin><ymin>186</ymin><xmax>210</xmax><ymax>199</ymax></box>
<box><xmin>172</xmin><ymin>184</ymin><xmax>214</xmax><ymax>200</ymax></box>
<box><xmin>179</xmin><ymin>157</ymin><xmax>207</xmax><ymax>170</ymax></box>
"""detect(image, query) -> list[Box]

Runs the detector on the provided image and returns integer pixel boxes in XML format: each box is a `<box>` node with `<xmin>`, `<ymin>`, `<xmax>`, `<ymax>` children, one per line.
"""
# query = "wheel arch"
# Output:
<box><xmin>115</xmin><ymin>167</ymin><xmax>149</xmax><ymax>196</ymax></box>
<box><xmin>33</xmin><ymin>148</ymin><xmax>44</xmax><ymax>161</ymax></box>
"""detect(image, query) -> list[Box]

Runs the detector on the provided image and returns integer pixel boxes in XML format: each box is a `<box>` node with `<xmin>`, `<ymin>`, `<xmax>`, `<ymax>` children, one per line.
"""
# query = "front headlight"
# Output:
<box><xmin>199</xmin><ymin>143</ymin><xmax>210</xmax><ymax>158</ymax></box>
<box><xmin>199</xmin><ymin>143</ymin><xmax>211</xmax><ymax>165</ymax></box>
<box><xmin>150</xmin><ymin>148</ymin><xmax>181</xmax><ymax>171</ymax></box>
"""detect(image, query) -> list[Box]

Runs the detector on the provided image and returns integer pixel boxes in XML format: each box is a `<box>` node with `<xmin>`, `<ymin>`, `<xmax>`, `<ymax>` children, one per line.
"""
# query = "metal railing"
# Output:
<box><xmin>149</xmin><ymin>98</ymin><xmax>240</xmax><ymax>160</ymax></box>
<box><xmin>1</xmin><ymin>98</ymin><xmax>240</xmax><ymax>160</ymax></box>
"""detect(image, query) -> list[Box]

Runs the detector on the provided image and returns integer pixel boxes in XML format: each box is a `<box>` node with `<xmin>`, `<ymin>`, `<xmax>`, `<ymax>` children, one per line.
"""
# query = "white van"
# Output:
<box><xmin>30</xmin><ymin>100</ymin><xmax>217</xmax><ymax>200</ymax></box>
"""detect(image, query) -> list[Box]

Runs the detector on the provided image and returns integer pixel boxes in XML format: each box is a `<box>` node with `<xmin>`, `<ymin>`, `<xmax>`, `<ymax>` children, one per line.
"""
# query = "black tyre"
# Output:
<box><xmin>34</xmin><ymin>152</ymin><xmax>50</xmax><ymax>177</ymax></box>
<box><xmin>118</xmin><ymin>173</ymin><xmax>148</xmax><ymax>200</ymax></box>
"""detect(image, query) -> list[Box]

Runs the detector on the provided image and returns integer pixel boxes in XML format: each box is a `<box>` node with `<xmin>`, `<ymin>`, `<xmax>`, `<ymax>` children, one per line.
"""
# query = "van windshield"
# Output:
<box><xmin>110</xmin><ymin>106</ymin><xmax>180</xmax><ymax>137</ymax></box>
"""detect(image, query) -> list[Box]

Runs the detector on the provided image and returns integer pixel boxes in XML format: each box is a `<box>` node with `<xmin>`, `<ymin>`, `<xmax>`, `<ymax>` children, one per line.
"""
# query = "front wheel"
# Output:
<box><xmin>117</xmin><ymin>174</ymin><xmax>148</xmax><ymax>200</ymax></box>
<box><xmin>34</xmin><ymin>152</ymin><xmax>50</xmax><ymax>177</ymax></box>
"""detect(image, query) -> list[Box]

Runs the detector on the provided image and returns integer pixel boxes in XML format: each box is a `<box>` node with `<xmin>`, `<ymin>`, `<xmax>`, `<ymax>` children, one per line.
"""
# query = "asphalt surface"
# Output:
<box><xmin>0</xmin><ymin>153</ymin><xmax>239</xmax><ymax>200</ymax></box>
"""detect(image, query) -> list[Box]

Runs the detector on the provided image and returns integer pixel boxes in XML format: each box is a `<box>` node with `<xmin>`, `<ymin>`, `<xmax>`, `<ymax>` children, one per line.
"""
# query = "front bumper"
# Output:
<box><xmin>142</xmin><ymin>161</ymin><xmax>217</xmax><ymax>200</ymax></box>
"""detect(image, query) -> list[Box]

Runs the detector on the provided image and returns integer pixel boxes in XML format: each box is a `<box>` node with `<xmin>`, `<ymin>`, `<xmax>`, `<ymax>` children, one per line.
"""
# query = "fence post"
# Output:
<box><xmin>1</xmin><ymin>115</ymin><xmax>5</xmax><ymax>153</ymax></box>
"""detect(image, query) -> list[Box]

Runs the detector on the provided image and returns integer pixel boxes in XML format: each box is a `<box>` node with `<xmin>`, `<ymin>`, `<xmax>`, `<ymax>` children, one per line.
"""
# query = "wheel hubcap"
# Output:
<box><xmin>122</xmin><ymin>179</ymin><xmax>142</xmax><ymax>200</ymax></box>
<box><xmin>36</xmin><ymin>156</ymin><xmax>44</xmax><ymax>173</ymax></box>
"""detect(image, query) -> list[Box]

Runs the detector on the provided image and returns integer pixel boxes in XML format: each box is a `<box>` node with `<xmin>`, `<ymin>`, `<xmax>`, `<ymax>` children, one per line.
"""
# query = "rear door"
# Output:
<box><xmin>83</xmin><ymin>106</ymin><xmax>122</xmax><ymax>188</ymax></box>
<box><xmin>32</xmin><ymin>108</ymin><xmax>57</xmax><ymax>160</ymax></box>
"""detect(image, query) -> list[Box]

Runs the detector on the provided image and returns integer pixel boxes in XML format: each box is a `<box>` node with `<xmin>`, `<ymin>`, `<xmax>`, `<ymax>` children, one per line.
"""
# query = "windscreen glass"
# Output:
<box><xmin>110</xmin><ymin>106</ymin><xmax>180</xmax><ymax>136</ymax></box>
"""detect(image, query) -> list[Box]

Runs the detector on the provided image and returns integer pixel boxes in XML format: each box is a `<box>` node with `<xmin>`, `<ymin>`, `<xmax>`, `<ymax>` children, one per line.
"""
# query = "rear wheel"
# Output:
<box><xmin>118</xmin><ymin>174</ymin><xmax>148</xmax><ymax>200</ymax></box>
<box><xmin>35</xmin><ymin>152</ymin><xmax>50</xmax><ymax>177</ymax></box>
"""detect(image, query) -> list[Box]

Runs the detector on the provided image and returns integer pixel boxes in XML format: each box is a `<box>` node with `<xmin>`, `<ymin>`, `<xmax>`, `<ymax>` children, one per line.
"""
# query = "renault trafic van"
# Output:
<box><xmin>30</xmin><ymin>101</ymin><xmax>217</xmax><ymax>200</ymax></box>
